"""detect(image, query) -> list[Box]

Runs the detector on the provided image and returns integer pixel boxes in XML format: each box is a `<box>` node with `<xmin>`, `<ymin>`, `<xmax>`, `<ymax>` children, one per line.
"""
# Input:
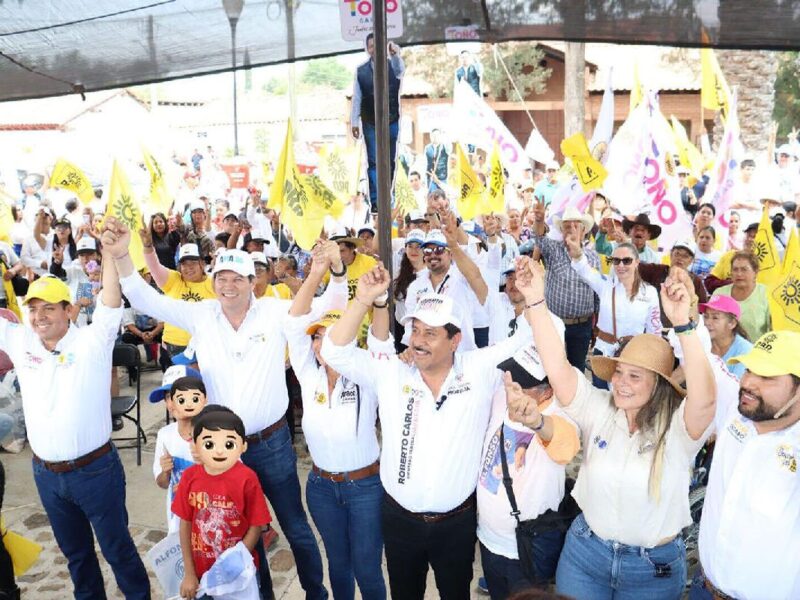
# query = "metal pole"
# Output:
<box><xmin>372</xmin><ymin>0</ymin><xmax>392</xmax><ymax>284</ymax></box>
<box><xmin>230</xmin><ymin>20</ymin><xmax>240</xmax><ymax>156</ymax></box>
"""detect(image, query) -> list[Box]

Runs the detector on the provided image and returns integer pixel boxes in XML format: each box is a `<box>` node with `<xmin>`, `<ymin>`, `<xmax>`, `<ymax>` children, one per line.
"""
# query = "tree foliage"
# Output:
<box><xmin>773</xmin><ymin>51</ymin><xmax>800</xmax><ymax>138</ymax></box>
<box><xmin>301</xmin><ymin>57</ymin><xmax>351</xmax><ymax>90</ymax></box>
<box><xmin>403</xmin><ymin>42</ymin><xmax>551</xmax><ymax>100</ymax></box>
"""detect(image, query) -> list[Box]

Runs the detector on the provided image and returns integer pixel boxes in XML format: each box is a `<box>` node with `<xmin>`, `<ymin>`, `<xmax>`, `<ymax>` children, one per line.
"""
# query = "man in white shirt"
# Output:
<box><xmin>402</xmin><ymin>222</ymin><xmax>488</xmax><ymax>351</ymax></box>
<box><xmin>101</xmin><ymin>217</ymin><xmax>337</xmax><ymax>599</ymax></box>
<box><xmin>0</xmin><ymin>266</ymin><xmax>149</xmax><ymax>598</ymax></box>
<box><xmin>693</xmin><ymin>330</ymin><xmax>800</xmax><ymax>600</ymax></box>
<box><xmin>322</xmin><ymin>259</ymin><xmax>543</xmax><ymax>600</ymax></box>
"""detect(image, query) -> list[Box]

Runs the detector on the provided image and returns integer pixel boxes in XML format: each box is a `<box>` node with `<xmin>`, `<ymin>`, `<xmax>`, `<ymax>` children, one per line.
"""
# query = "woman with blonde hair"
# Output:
<box><xmin>518</xmin><ymin>257</ymin><xmax>716</xmax><ymax>599</ymax></box>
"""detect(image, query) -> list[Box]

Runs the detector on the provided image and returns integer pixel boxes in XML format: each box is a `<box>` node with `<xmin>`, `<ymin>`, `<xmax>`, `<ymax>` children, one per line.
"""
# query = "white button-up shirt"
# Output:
<box><xmin>402</xmin><ymin>264</ymin><xmax>482</xmax><ymax>351</ymax></box>
<box><xmin>571</xmin><ymin>254</ymin><xmax>662</xmax><ymax>356</ymax></box>
<box><xmin>700</xmin><ymin>387</ymin><xmax>800</xmax><ymax>599</ymax></box>
<box><xmin>320</xmin><ymin>328</ymin><xmax>533</xmax><ymax>513</ymax></box>
<box><xmin>0</xmin><ymin>299</ymin><xmax>122</xmax><ymax>461</ymax></box>
<box><xmin>563</xmin><ymin>371</ymin><xmax>711</xmax><ymax>548</ymax></box>
<box><xmin>285</xmin><ymin>314</ymin><xmax>391</xmax><ymax>472</ymax></box>
<box><xmin>121</xmin><ymin>272</ymin><xmax>346</xmax><ymax>434</ymax></box>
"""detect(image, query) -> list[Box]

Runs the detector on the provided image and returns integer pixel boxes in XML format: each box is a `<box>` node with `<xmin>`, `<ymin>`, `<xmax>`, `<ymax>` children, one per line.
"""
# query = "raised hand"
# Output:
<box><xmin>159</xmin><ymin>449</ymin><xmax>173</xmax><ymax>475</ymax></box>
<box><xmin>308</xmin><ymin>241</ymin><xmax>330</xmax><ymax>278</ymax></box>
<box><xmin>564</xmin><ymin>232</ymin><xmax>583</xmax><ymax>260</ymax></box>
<box><xmin>139</xmin><ymin>217</ymin><xmax>153</xmax><ymax>248</ymax></box>
<box><xmin>514</xmin><ymin>256</ymin><xmax>545</xmax><ymax>304</ymax></box>
<box><xmin>532</xmin><ymin>197</ymin><xmax>546</xmax><ymax>223</ymax></box>
<box><xmin>320</xmin><ymin>239</ymin><xmax>343</xmax><ymax>271</ymax></box>
<box><xmin>101</xmin><ymin>217</ymin><xmax>132</xmax><ymax>259</ymax></box>
<box><xmin>51</xmin><ymin>245</ymin><xmax>64</xmax><ymax>265</ymax></box>
<box><xmin>661</xmin><ymin>266</ymin><xmax>693</xmax><ymax>326</ymax></box>
<box><xmin>355</xmin><ymin>263</ymin><xmax>391</xmax><ymax>304</ymax></box>
<box><xmin>441</xmin><ymin>210</ymin><xmax>459</xmax><ymax>246</ymax></box>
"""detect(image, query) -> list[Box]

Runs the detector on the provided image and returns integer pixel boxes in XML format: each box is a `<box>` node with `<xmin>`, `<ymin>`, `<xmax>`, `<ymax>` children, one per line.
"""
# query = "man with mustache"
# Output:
<box><xmin>321</xmin><ymin>259</ymin><xmax>543</xmax><ymax>599</ymax></box>
<box><xmin>691</xmin><ymin>330</ymin><xmax>800</xmax><ymax>600</ymax></box>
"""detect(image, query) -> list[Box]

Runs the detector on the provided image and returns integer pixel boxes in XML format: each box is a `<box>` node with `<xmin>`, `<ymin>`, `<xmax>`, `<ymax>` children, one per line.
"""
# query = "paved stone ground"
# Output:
<box><xmin>3</xmin><ymin>363</ymin><xmax>477</xmax><ymax>599</ymax></box>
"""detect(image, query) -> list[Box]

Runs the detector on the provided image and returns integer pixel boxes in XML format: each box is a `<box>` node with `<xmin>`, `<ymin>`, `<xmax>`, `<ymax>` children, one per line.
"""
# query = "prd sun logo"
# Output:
<box><xmin>114</xmin><ymin>193</ymin><xmax>138</xmax><ymax>229</ymax></box>
<box><xmin>778</xmin><ymin>274</ymin><xmax>800</xmax><ymax>306</ymax></box>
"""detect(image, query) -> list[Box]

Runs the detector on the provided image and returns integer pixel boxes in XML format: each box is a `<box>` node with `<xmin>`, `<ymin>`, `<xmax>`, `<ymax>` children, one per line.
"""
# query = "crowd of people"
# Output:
<box><xmin>0</xmin><ymin>38</ymin><xmax>798</xmax><ymax>600</ymax></box>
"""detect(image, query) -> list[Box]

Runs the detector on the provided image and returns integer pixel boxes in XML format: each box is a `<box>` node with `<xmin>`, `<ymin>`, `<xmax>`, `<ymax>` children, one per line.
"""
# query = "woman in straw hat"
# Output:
<box><xmin>516</xmin><ymin>257</ymin><xmax>716</xmax><ymax>600</ymax></box>
<box><xmin>285</xmin><ymin>240</ymin><xmax>390</xmax><ymax>600</ymax></box>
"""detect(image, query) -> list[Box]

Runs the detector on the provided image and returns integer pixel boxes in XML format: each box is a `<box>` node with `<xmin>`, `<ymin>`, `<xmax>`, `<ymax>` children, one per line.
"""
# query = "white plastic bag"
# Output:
<box><xmin>146</xmin><ymin>531</ymin><xmax>184</xmax><ymax>598</ymax></box>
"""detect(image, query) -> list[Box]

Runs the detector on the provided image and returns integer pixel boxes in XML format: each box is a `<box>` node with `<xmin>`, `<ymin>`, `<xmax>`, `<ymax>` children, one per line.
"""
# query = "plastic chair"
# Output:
<box><xmin>111</xmin><ymin>343</ymin><xmax>146</xmax><ymax>465</ymax></box>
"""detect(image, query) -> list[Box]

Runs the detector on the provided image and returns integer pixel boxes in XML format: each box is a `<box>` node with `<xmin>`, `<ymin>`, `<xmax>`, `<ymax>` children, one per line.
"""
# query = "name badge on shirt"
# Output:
<box><xmin>776</xmin><ymin>444</ymin><xmax>797</xmax><ymax>473</ymax></box>
<box><xmin>55</xmin><ymin>352</ymin><xmax>75</xmax><ymax>367</ymax></box>
<box><xmin>249</xmin><ymin>333</ymin><xmax>266</xmax><ymax>344</ymax></box>
<box><xmin>726</xmin><ymin>418</ymin><xmax>749</xmax><ymax>443</ymax></box>
<box><xmin>23</xmin><ymin>352</ymin><xmax>44</xmax><ymax>369</ymax></box>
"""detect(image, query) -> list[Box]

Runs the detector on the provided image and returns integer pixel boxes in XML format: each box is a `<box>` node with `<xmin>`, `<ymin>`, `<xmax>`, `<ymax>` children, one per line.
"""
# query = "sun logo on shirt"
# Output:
<box><xmin>315</xmin><ymin>392</ymin><xmax>326</xmax><ymax>405</ymax></box>
<box><xmin>182</xmin><ymin>291</ymin><xmax>203</xmax><ymax>302</ymax></box>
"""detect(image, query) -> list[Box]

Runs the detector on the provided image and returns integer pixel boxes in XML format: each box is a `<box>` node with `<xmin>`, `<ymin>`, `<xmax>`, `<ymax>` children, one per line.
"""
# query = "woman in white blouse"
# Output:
<box><xmin>518</xmin><ymin>257</ymin><xmax>716</xmax><ymax>600</ymax></box>
<box><xmin>286</xmin><ymin>241</ymin><xmax>388</xmax><ymax>600</ymax></box>
<box><xmin>567</xmin><ymin>240</ymin><xmax>662</xmax><ymax>389</ymax></box>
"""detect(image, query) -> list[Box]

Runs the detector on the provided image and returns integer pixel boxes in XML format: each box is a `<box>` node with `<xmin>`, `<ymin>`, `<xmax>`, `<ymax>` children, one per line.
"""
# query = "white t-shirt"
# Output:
<box><xmin>562</xmin><ymin>370</ymin><xmax>712</xmax><ymax>548</ymax></box>
<box><xmin>152</xmin><ymin>422</ymin><xmax>196</xmax><ymax>533</ymax></box>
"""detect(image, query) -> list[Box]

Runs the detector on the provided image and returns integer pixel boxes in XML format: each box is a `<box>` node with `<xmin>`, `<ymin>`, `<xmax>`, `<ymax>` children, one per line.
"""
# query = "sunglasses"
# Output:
<box><xmin>611</xmin><ymin>257</ymin><xmax>635</xmax><ymax>266</ymax></box>
<box><xmin>423</xmin><ymin>246</ymin><xmax>448</xmax><ymax>256</ymax></box>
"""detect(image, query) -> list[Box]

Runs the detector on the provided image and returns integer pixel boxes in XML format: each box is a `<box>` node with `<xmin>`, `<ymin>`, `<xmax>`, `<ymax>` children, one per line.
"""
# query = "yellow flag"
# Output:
<box><xmin>456</xmin><ymin>143</ymin><xmax>485</xmax><ymax>220</ymax></box>
<box><xmin>485</xmin><ymin>143</ymin><xmax>505</xmax><ymax>215</ymax></box>
<box><xmin>104</xmin><ymin>161</ymin><xmax>146</xmax><ymax>270</ymax></box>
<box><xmin>769</xmin><ymin>228</ymin><xmax>800</xmax><ymax>332</ymax></box>
<box><xmin>753</xmin><ymin>207</ymin><xmax>781</xmax><ymax>286</ymax></box>
<box><xmin>49</xmin><ymin>159</ymin><xmax>94</xmax><ymax>204</ymax></box>
<box><xmin>268</xmin><ymin>122</ymin><xmax>343</xmax><ymax>250</ymax></box>
<box><xmin>560</xmin><ymin>133</ymin><xmax>608</xmax><ymax>192</ymax></box>
<box><xmin>670</xmin><ymin>116</ymin><xmax>704</xmax><ymax>181</ymax></box>
<box><xmin>318</xmin><ymin>145</ymin><xmax>361</xmax><ymax>203</ymax></box>
<box><xmin>630</xmin><ymin>60</ymin><xmax>643</xmax><ymax>113</ymax></box>
<box><xmin>141</xmin><ymin>147</ymin><xmax>173</xmax><ymax>215</ymax></box>
<box><xmin>393</xmin><ymin>158</ymin><xmax>418</xmax><ymax>216</ymax></box>
<box><xmin>701</xmin><ymin>48</ymin><xmax>731</xmax><ymax>121</ymax></box>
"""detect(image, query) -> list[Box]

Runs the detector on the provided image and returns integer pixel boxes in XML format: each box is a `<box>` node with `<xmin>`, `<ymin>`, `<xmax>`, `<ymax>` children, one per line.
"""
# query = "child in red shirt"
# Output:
<box><xmin>172</xmin><ymin>405</ymin><xmax>271</xmax><ymax>599</ymax></box>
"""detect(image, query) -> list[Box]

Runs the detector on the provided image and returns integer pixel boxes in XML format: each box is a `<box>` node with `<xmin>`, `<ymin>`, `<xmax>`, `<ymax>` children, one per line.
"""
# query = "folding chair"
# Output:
<box><xmin>111</xmin><ymin>343</ymin><xmax>146</xmax><ymax>465</ymax></box>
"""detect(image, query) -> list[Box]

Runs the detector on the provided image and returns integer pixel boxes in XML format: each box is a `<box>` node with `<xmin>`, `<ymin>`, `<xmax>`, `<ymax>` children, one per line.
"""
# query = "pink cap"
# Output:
<box><xmin>699</xmin><ymin>295</ymin><xmax>741</xmax><ymax>320</ymax></box>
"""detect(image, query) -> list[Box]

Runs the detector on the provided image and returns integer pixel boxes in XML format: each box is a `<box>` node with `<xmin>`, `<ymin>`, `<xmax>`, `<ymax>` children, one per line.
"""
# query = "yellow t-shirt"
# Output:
<box><xmin>161</xmin><ymin>270</ymin><xmax>216</xmax><ymax>346</ymax></box>
<box><xmin>710</xmin><ymin>250</ymin><xmax>735</xmax><ymax>280</ymax></box>
<box><xmin>323</xmin><ymin>253</ymin><xmax>378</xmax><ymax>301</ymax></box>
<box><xmin>261</xmin><ymin>283</ymin><xmax>293</xmax><ymax>300</ymax></box>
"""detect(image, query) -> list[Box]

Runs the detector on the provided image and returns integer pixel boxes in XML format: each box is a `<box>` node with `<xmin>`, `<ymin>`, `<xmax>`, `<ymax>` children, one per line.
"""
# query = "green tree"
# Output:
<box><xmin>301</xmin><ymin>57</ymin><xmax>351</xmax><ymax>90</ymax></box>
<box><xmin>263</xmin><ymin>77</ymin><xmax>288</xmax><ymax>95</ymax></box>
<box><xmin>773</xmin><ymin>52</ymin><xmax>800</xmax><ymax>139</ymax></box>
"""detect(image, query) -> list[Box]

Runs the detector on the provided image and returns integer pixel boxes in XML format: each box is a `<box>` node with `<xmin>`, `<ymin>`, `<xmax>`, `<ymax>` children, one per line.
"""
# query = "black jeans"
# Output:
<box><xmin>382</xmin><ymin>495</ymin><xmax>476</xmax><ymax>600</ymax></box>
<box><xmin>0</xmin><ymin>462</ymin><xmax>15</xmax><ymax>594</ymax></box>
<box><xmin>563</xmin><ymin>320</ymin><xmax>593</xmax><ymax>372</ymax></box>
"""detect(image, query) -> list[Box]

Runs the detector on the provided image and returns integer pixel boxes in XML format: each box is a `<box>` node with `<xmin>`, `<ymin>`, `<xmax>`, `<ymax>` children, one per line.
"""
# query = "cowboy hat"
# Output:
<box><xmin>329</xmin><ymin>225</ymin><xmax>363</xmax><ymax>247</ymax></box>
<box><xmin>590</xmin><ymin>334</ymin><xmax>686</xmax><ymax>397</ymax></box>
<box><xmin>552</xmin><ymin>207</ymin><xmax>594</xmax><ymax>233</ymax></box>
<box><xmin>622</xmin><ymin>213</ymin><xmax>662</xmax><ymax>239</ymax></box>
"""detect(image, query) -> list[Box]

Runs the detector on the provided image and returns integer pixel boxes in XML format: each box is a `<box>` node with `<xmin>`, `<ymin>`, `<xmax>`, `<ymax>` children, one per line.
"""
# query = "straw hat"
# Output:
<box><xmin>552</xmin><ymin>207</ymin><xmax>594</xmax><ymax>233</ymax></box>
<box><xmin>590</xmin><ymin>334</ymin><xmax>685</xmax><ymax>397</ymax></box>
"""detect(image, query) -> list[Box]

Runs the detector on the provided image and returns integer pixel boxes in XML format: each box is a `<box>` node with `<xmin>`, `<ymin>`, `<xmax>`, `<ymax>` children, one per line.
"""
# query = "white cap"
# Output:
<box><xmin>357</xmin><ymin>225</ymin><xmax>376</xmax><ymax>237</ymax></box>
<box><xmin>422</xmin><ymin>229</ymin><xmax>448</xmax><ymax>248</ymax></box>
<box><xmin>676</xmin><ymin>165</ymin><xmax>691</xmax><ymax>175</ymax></box>
<box><xmin>777</xmin><ymin>143</ymin><xmax>796</xmax><ymax>157</ymax></box>
<box><xmin>223</xmin><ymin>210</ymin><xmax>239</xmax><ymax>221</ymax></box>
<box><xmin>671</xmin><ymin>239</ymin><xmax>696</xmax><ymax>255</ymax></box>
<box><xmin>76</xmin><ymin>237</ymin><xmax>97</xmax><ymax>254</ymax></box>
<box><xmin>400</xmin><ymin>293</ymin><xmax>463</xmax><ymax>330</ymax></box>
<box><xmin>249</xmin><ymin>251</ymin><xmax>269</xmax><ymax>266</ymax></box>
<box><xmin>178</xmin><ymin>243</ymin><xmax>201</xmax><ymax>262</ymax></box>
<box><xmin>212</xmin><ymin>249</ymin><xmax>255</xmax><ymax>278</ymax></box>
<box><xmin>405</xmin><ymin>228</ymin><xmax>426</xmax><ymax>245</ymax></box>
<box><xmin>545</xmin><ymin>160</ymin><xmax>559</xmax><ymax>171</ymax></box>
<box><xmin>408</xmin><ymin>209</ymin><xmax>428</xmax><ymax>223</ymax></box>
<box><xmin>189</xmin><ymin>200</ymin><xmax>206</xmax><ymax>212</ymax></box>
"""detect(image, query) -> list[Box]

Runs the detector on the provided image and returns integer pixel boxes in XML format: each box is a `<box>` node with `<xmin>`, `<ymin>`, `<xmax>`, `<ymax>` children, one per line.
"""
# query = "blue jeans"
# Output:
<box><xmin>687</xmin><ymin>570</ymin><xmax>714</xmax><ymax>599</ymax></box>
<box><xmin>32</xmin><ymin>445</ymin><xmax>150</xmax><ymax>600</ymax></box>
<box><xmin>241</xmin><ymin>423</ymin><xmax>327</xmax><ymax>599</ymax></box>
<box><xmin>363</xmin><ymin>120</ymin><xmax>399</xmax><ymax>212</ymax></box>
<box><xmin>556</xmin><ymin>513</ymin><xmax>686</xmax><ymax>600</ymax></box>
<box><xmin>564</xmin><ymin>320</ymin><xmax>593</xmax><ymax>372</ymax></box>
<box><xmin>306</xmin><ymin>471</ymin><xmax>386</xmax><ymax>600</ymax></box>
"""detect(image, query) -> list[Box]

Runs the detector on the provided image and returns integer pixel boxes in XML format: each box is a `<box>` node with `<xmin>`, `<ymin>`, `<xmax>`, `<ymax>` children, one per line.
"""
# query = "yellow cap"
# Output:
<box><xmin>306</xmin><ymin>310</ymin><xmax>342</xmax><ymax>336</ymax></box>
<box><xmin>23</xmin><ymin>276</ymin><xmax>72</xmax><ymax>305</ymax></box>
<box><xmin>728</xmin><ymin>331</ymin><xmax>800</xmax><ymax>378</ymax></box>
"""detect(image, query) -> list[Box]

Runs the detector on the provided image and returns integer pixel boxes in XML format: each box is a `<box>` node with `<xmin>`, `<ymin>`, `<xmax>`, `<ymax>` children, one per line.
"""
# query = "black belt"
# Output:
<box><xmin>386</xmin><ymin>493</ymin><xmax>475</xmax><ymax>523</ymax></box>
<box><xmin>33</xmin><ymin>442</ymin><xmax>112</xmax><ymax>473</ymax></box>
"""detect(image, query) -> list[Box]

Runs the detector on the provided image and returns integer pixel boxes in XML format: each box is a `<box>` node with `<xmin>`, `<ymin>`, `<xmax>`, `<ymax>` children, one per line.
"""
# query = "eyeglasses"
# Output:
<box><xmin>611</xmin><ymin>257</ymin><xmax>635</xmax><ymax>266</ymax></box>
<box><xmin>423</xmin><ymin>246</ymin><xmax>448</xmax><ymax>256</ymax></box>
